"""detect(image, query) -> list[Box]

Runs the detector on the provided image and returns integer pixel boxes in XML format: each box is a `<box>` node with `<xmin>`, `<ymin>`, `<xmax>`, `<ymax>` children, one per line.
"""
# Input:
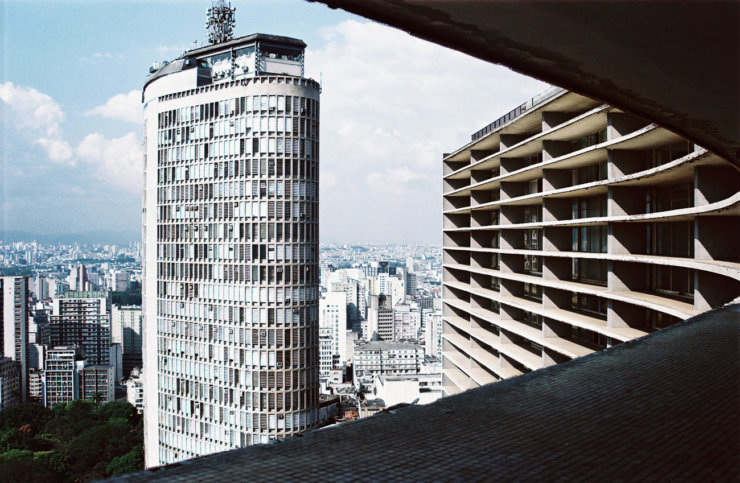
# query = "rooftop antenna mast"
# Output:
<box><xmin>206</xmin><ymin>0</ymin><xmax>236</xmax><ymax>45</ymax></box>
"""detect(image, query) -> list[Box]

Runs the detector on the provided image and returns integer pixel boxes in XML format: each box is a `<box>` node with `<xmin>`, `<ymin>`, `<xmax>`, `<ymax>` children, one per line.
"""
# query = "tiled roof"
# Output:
<box><xmin>108</xmin><ymin>304</ymin><xmax>740</xmax><ymax>482</ymax></box>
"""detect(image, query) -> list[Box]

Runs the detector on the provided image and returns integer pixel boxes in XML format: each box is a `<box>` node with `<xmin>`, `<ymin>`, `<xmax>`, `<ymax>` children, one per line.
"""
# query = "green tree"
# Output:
<box><xmin>106</xmin><ymin>445</ymin><xmax>144</xmax><ymax>476</ymax></box>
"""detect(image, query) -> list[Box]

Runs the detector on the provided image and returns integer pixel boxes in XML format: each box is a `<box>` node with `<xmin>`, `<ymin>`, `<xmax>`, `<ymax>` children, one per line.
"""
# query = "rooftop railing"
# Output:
<box><xmin>471</xmin><ymin>85</ymin><xmax>565</xmax><ymax>141</ymax></box>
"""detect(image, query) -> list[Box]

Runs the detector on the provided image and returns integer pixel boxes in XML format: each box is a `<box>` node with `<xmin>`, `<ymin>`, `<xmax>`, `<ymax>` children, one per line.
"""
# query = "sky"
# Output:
<box><xmin>0</xmin><ymin>0</ymin><xmax>548</xmax><ymax>244</ymax></box>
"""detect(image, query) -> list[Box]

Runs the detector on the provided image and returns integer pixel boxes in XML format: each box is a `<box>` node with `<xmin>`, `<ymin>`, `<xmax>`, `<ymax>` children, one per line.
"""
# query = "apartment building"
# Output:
<box><xmin>142</xmin><ymin>3</ymin><xmax>320</xmax><ymax>466</ymax></box>
<box><xmin>441</xmin><ymin>87</ymin><xmax>740</xmax><ymax>395</ymax></box>
<box><xmin>0</xmin><ymin>276</ymin><xmax>29</xmax><ymax>401</ymax></box>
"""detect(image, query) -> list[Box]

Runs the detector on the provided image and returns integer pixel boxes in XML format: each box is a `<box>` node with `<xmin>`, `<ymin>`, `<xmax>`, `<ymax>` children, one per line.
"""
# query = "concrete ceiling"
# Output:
<box><xmin>309</xmin><ymin>0</ymin><xmax>739</xmax><ymax>168</ymax></box>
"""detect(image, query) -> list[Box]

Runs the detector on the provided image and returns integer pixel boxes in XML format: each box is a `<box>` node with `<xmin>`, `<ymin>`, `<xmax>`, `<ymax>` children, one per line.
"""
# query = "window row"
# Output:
<box><xmin>157</xmin><ymin>137</ymin><xmax>318</xmax><ymax>163</ymax></box>
<box><xmin>158</xmin><ymin>159</ymin><xmax>317</xmax><ymax>183</ymax></box>
<box><xmin>158</xmin><ymin>116</ymin><xmax>318</xmax><ymax>145</ymax></box>
<box><xmin>157</xmin><ymin>241</ymin><xmax>317</xmax><ymax>263</ymax></box>
<box><xmin>157</xmin><ymin>95</ymin><xmax>318</xmax><ymax>128</ymax></box>
<box><xmin>156</xmin><ymin>261</ymin><xmax>319</xmax><ymax>285</ymax></box>
<box><xmin>156</xmin><ymin>221</ymin><xmax>317</xmax><ymax>243</ymax></box>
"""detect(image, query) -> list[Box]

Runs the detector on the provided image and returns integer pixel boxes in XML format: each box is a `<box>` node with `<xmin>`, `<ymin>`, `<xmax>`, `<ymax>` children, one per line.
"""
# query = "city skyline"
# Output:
<box><xmin>1</xmin><ymin>0</ymin><xmax>547</xmax><ymax>245</ymax></box>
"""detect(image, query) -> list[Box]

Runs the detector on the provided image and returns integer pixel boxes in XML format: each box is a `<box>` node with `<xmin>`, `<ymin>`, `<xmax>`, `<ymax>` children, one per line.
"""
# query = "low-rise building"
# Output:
<box><xmin>353</xmin><ymin>341</ymin><xmax>424</xmax><ymax>391</ymax></box>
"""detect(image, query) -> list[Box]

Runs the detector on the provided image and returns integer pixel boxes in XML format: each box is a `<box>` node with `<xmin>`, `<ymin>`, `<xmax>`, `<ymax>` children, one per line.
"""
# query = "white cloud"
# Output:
<box><xmin>76</xmin><ymin>132</ymin><xmax>142</xmax><ymax>192</ymax></box>
<box><xmin>366</xmin><ymin>167</ymin><xmax>428</xmax><ymax>195</ymax></box>
<box><xmin>0</xmin><ymin>81</ymin><xmax>74</xmax><ymax>163</ymax></box>
<box><xmin>1</xmin><ymin>82</ymin><xmax>143</xmax><ymax>192</ymax></box>
<box><xmin>305</xmin><ymin>20</ymin><xmax>548</xmax><ymax>242</ymax></box>
<box><xmin>34</xmin><ymin>138</ymin><xmax>74</xmax><ymax>162</ymax></box>
<box><xmin>86</xmin><ymin>90</ymin><xmax>142</xmax><ymax>124</ymax></box>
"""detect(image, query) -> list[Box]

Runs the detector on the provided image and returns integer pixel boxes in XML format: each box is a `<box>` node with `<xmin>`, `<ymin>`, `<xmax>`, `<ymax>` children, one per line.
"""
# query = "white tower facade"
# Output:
<box><xmin>142</xmin><ymin>28</ymin><xmax>320</xmax><ymax>466</ymax></box>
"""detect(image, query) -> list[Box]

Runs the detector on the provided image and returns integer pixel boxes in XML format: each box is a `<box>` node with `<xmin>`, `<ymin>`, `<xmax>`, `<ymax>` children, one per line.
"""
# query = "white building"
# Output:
<box><xmin>142</xmin><ymin>6</ymin><xmax>320</xmax><ymax>466</ymax></box>
<box><xmin>44</xmin><ymin>346</ymin><xmax>83</xmax><ymax>408</ymax></box>
<box><xmin>1</xmin><ymin>276</ymin><xmax>29</xmax><ymax>401</ymax></box>
<box><xmin>424</xmin><ymin>310</ymin><xmax>443</xmax><ymax>358</ymax></box>
<box><xmin>126</xmin><ymin>367</ymin><xmax>144</xmax><ymax>413</ymax></box>
<box><xmin>372</xmin><ymin>373</ymin><xmax>443</xmax><ymax>407</ymax></box>
<box><xmin>319</xmin><ymin>292</ymin><xmax>348</xmax><ymax>369</ymax></box>
<box><xmin>111</xmin><ymin>305</ymin><xmax>143</xmax><ymax>377</ymax></box>
<box><xmin>393</xmin><ymin>304</ymin><xmax>421</xmax><ymax>341</ymax></box>
<box><xmin>353</xmin><ymin>341</ymin><xmax>424</xmax><ymax>391</ymax></box>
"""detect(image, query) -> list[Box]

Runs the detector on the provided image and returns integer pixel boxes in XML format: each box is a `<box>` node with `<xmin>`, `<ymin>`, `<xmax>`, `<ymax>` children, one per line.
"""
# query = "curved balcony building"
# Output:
<box><xmin>441</xmin><ymin>88</ymin><xmax>740</xmax><ymax>395</ymax></box>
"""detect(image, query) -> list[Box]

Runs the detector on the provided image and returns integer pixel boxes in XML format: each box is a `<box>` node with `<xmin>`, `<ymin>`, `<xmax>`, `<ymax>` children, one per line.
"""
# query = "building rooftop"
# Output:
<box><xmin>356</xmin><ymin>341</ymin><xmax>422</xmax><ymax>351</ymax></box>
<box><xmin>185</xmin><ymin>33</ymin><xmax>307</xmax><ymax>58</ymax></box>
<box><xmin>109</xmin><ymin>303</ymin><xmax>739</xmax><ymax>482</ymax></box>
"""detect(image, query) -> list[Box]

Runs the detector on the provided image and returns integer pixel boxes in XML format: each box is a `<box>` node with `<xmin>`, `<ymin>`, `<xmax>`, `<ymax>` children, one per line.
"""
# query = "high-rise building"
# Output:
<box><xmin>49</xmin><ymin>291</ymin><xmax>111</xmax><ymax>367</ymax></box>
<box><xmin>69</xmin><ymin>264</ymin><xmax>89</xmax><ymax>291</ymax></box>
<box><xmin>319</xmin><ymin>292</ymin><xmax>348</xmax><ymax>374</ymax></box>
<box><xmin>80</xmin><ymin>365</ymin><xmax>115</xmax><ymax>402</ymax></box>
<box><xmin>126</xmin><ymin>367</ymin><xmax>144</xmax><ymax>413</ymax></box>
<box><xmin>0</xmin><ymin>357</ymin><xmax>21</xmax><ymax>410</ymax></box>
<box><xmin>142</xmin><ymin>3</ymin><xmax>320</xmax><ymax>466</ymax></box>
<box><xmin>111</xmin><ymin>305</ymin><xmax>143</xmax><ymax>377</ymax></box>
<box><xmin>1</xmin><ymin>276</ymin><xmax>29</xmax><ymax>401</ymax></box>
<box><xmin>441</xmin><ymin>87</ymin><xmax>740</xmax><ymax>395</ymax></box>
<box><xmin>44</xmin><ymin>346</ymin><xmax>83</xmax><ymax>408</ymax></box>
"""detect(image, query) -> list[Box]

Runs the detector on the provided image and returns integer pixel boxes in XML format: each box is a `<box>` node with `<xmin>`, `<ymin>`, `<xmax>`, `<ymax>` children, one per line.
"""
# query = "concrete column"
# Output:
<box><xmin>608</xmin><ymin>186</ymin><xmax>647</xmax><ymax>216</ymax></box>
<box><xmin>470</xmin><ymin>189</ymin><xmax>492</xmax><ymax>207</ymax></box>
<box><xmin>542</xmin><ymin>111</ymin><xmax>571</xmax><ymax>131</ymax></box>
<box><xmin>443</xmin><ymin>212</ymin><xmax>470</xmax><ymax>230</ymax></box>
<box><xmin>607</xmin><ymin>112</ymin><xmax>648</xmax><ymax>140</ymax></box>
<box><xmin>500</xmin><ymin>253</ymin><xmax>522</xmax><ymax>274</ymax></box>
<box><xmin>471</xmin><ymin>169</ymin><xmax>493</xmax><ymax>185</ymax></box>
<box><xmin>543</xmin><ymin>286</ymin><xmax>570</xmax><ymax>311</ymax></box>
<box><xmin>608</xmin><ymin>300</ymin><xmax>647</xmax><ymax>330</ymax></box>
<box><xmin>694</xmin><ymin>216</ymin><xmax>740</xmax><ymax>261</ymax></box>
<box><xmin>609</xmin><ymin>223</ymin><xmax>647</xmax><ymax>255</ymax></box>
<box><xmin>442</xmin><ymin>266</ymin><xmax>468</xmax><ymax>285</ymax></box>
<box><xmin>542</xmin><ymin>140</ymin><xmax>572</xmax><ymax>161</ymax></box>
<box><xmin>500</xmin><ymin>230</ymin><xmax>523</xmax><ymax>250</ymax></box>
<box><xmin>471</xmin><ymin>149</ymin><xmax>496</xmax><ymax>163</ymax></box>
<box><xmin>470</xmin><ymin>251</ymin><xmax>495</xmax><ymax>270</ymax></box>
<box><xmin>608</xmin><ymin>149</ymin><xmax>647</xmax><ymax>178</ymax></box>
<box><xmin>543</xmin><ymin>198</ymin><xmax>571</xmax><ymax>222</ymax></box>
<box><xmin>443</xmin><ymin>159</ymin><xmax>468</xmax><ymax>176</ymax></box>
<box><xmin>500</xmin><ymin>134</ymin><xmax>528</xmax><ymax>150</ymax></box>
<box><xmin>608</xmin><ymin>261</ymin><xmax>647</xmax><ymax>292</ymax></box>
<box><xmin>543</xmin><ymin>347</ymin><xmax>570</xmax><ymax>366</ymax></box>
<box><xmin>694</xmin><ymin>271</ymin><xmax>740</xmax><ymax>312</ymax></box>
<box><xmin>443</xmin><ymin>195</ymin><xmax>469</xmax><ymax>211</ymax></box>
<box><xmin>694</xmin><ymin>165</ymin><xmax>740</xmax><ymax>205</ymax></box>
<box><xmin>471</xmin><ymin>230</ymin><xmax>497</xmax><ymax>249</ymax></box>
<box><xmin>443</xmin><ymin>231</ymin><xmax>469</xmax><ymax>248</ymax></box>
<box><xmin>444</xmin><ymin>249</ymin><xmax>470</xmax><ymax>266</ymax></box>
<box><xmin>543</xmin><ymin>256</ymin><xmax>571</xmax><ymax>281</ymax></box>
<box><xmin>544</xmin><ymin>226</ymin><xmax>571</xmax><ymax>251</ymax></box>
<box><xmin>500</xmin><ymin>181</ymin><xmax>525</xmax><ymax>200</ymax></box>
<box><xmin>542</xmin><ymin>168</ymin><xmax>571</xmax><ymax>192</ymax></box>
<box><xmin>500</xmin><ymin>157</ymin><xmax>523</xmax><ymax>175</ymax></box>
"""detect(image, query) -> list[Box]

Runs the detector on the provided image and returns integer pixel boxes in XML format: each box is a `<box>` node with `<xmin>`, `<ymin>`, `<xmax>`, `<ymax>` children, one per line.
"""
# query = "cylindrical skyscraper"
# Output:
<box><xmin>141</xmin><ymin>10</ymin><xmax>320</xmax><ymax>466</ymax></box>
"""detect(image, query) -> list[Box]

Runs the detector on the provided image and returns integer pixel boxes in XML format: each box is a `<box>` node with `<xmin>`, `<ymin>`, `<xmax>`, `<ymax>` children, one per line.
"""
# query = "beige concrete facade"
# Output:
<box><xmin>441</xmin><ymin>89</ymin><xmax>740</xmax><ymax>396</ymax></box>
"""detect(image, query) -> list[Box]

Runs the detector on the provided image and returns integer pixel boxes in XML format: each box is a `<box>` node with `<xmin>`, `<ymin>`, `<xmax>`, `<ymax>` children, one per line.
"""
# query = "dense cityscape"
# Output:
<box><xmin>1</xmin><ymin>0</ymin><xmax>738</xmax><ymax>481</ymax></box>
<box><xmin>0</xmin><ymin>239</ymin><xmax>443</xmax><ymax>478</ymax></box>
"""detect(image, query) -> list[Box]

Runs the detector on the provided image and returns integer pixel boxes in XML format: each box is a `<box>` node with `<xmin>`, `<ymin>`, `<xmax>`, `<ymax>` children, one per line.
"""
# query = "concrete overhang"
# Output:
<box><xmin>309</xmin><ymin>0</ymin><xmax>740</xmax><ymax>167</ymax></box>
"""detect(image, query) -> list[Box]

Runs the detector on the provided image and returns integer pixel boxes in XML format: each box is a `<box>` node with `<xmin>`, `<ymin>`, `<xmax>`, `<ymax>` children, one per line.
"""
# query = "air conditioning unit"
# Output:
<box><xmin>277</xmin><ymin>362</ymin><xmax>282</xmax><ymax>369</ymax></box>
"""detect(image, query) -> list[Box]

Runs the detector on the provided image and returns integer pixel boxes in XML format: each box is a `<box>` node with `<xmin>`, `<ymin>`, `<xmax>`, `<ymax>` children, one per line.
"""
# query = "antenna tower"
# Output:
<box><xmin>206</xmin><ymin>0</ymin><xmax>236</xmax><ymax>45</ymax></box>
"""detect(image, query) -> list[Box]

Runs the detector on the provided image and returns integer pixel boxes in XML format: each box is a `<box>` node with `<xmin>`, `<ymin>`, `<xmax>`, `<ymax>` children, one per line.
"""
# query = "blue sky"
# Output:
<box><xmin>1</xmin><ymin>0</ymin><xmax>547</xmax><ymax>243</ymax></box>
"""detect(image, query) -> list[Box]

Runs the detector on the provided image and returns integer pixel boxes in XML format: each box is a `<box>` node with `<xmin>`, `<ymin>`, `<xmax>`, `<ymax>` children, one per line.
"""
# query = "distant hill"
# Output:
<box><xmin>0</xmin><ymin>230</ymin><xmax>140</xmax><ymax>245</ymax></box>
